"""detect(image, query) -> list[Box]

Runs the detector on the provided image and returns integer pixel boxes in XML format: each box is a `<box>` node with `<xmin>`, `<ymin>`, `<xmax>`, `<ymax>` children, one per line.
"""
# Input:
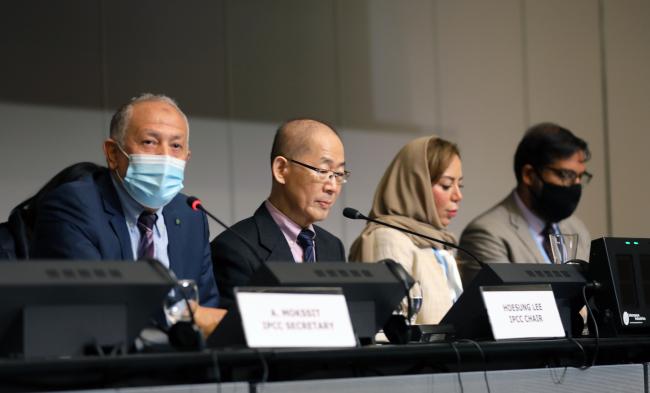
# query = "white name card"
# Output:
<box><xmin>235</xmin><ymin>290</ymin><xmax>357</xmax><ymax>348</ymax></box>
<box><xmin>480</xmin><ymin>285</ymin><xmax>565</xmax><ymax>340</ymax></box>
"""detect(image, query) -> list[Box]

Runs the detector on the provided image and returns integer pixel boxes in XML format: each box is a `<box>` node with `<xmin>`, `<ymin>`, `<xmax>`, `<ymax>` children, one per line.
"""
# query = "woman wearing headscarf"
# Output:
<box><xmin>349</xmin><ymin>136</ymin><xmax>464</xmax><ymax>324</ymax></box>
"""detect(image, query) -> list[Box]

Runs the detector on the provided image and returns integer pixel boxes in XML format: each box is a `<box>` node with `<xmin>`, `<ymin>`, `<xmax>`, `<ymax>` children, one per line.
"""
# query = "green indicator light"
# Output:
<box><xmin>626</xmin><ymin>241</ymin><xmax>631</xmax><ymax>245</ymax></box>
<box><xmin>634</xmin><ymin>241</ymin><xmax>639</xmax><ymax>245</ymax></box>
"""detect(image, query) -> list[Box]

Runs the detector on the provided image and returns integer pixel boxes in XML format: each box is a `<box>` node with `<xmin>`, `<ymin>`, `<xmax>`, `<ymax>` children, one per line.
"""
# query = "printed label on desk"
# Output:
<box><xmin>480</xmin><ymin>285</ymin><xmax>565</xmax><ymax>340</ymax></box>
<box><xmin>236</xmin><ymin>291</ymin><xmax>357</xmax><ymax>348</ymax></box>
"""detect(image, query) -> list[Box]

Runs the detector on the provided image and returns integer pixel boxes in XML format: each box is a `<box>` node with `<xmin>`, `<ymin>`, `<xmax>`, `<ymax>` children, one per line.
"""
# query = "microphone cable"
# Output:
<box><xmin>211</xmin><ymin>350</ymin><xmax>222</xmax><ymax>393</ymax></box>
<box><xmin>449</xmin><ymin>341</ymin><xmax>464</xmax><ymax>393</ymax></box>
<box><xmin>254</xmin><ymin>349</ymin><xmax>270</xmax><ymax>388</ymax></box>
<box><xmin>187</xmin><ymin>196</ymin><xmax>265</xmax><ymax>262</ymax></box>
<box><xmin>343</xmin><ymin>207</ymin><xmax>485</xmax><ymax>269</ymax></box>
<box><xmin>458</xmin><ymin>339</ymin><xmax>491</xmax><ymax>393</ymax></box>
<box><xmin>582</xmin><ymin>283</ymin><xmax>600</xmax><ymax>367</ymax></box>
<box><xmin>566</xmin><ymin>336</ymin><xmax>588</xmax><ymax>369</ymax></box>
<box><xmin>548</xmin><ymin>365</ymin><xmax>568</xmax><ymax>385</ymax></box>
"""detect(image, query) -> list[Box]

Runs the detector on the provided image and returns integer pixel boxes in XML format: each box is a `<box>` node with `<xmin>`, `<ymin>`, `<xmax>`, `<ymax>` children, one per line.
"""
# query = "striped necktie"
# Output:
<box><xmin>137</xmin><ymin>211</ymin><xmax>157</xmax><ymax>260</ymax></box>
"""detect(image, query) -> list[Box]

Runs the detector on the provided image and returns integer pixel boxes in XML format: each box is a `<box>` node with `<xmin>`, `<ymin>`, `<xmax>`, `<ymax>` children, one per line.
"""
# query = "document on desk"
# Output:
<box><xmin>235</xmin><ymin>288</ymin><xmax>357</xmax><ymax>348</ymax></box>
<box><xmin>480</xmin><ymin>284</ymin><xmax>565</xmax><ymax>340</ymax></box>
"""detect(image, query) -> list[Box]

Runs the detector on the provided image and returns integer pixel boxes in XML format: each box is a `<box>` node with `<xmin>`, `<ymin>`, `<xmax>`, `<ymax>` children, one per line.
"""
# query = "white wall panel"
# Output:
<box><xmin>336</xmin><ymin>0</ymin><xmax>438</xmax><ymax>131</ymax></box>
<box><xmin>183</xmin><ymin>117</ymin><xmax>232</xmax><ymax>238</ymax></box>
<box><xmin>435</xmin><ymin>0</ymin><xmax>526</xmax><ymax>236</ymax></box>
<box><xmin>228</xmin><ymin>121</ymin><xmax>276</xmax><ymax>227</ymax></box>
<box><xmin>0</xmin><ymin>103</ymin><xmax>105</xmax><ymax>217</ymax></box>
<box><xmin>525</xmin><ymin>0</ymin><xmax>608</xmax><ymax>238</ymax></box>
<box><xmin>1</xmin><ymin>0</ymin><xmax>647</xmax><ymax>257</ymax></box>
<box><xmin>604</xmin><ymin>0</ymin><xmax>650</xmax><ymax>237</ymax></box>
<box><xmin>226</xmin><ymin>0</ymin><xmax>339</xmax><ymax>123</ymax></box>
<box><xmin>102</xmin><ymin>0</ymin><xmax>227</xmax><ymax>118</ymax></box>
<box><xmin>367</xmin><ymin>0</ymin><xmax>438</xmax><ymax>129</ymax></box>
<box><xmin>337</xmin><ymin>128</ymin><xmax>423</xmax><ymax>251</ymax></box>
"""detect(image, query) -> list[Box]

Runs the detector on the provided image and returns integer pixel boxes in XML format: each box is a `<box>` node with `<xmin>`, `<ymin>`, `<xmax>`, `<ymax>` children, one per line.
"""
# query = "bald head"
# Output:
<box><xmin>110</xmin><ymin>93</ymin><xmax>189</xmax><ymax>146</ymax></box>
<box><xmin>267</xmin><ymin>118</ymin><xmax>346</xmax><ymax>228</ymax></box>
<box><xmin>270</xmin><ymin>119</ymin><xmax>340</xmax><ymax>165</ymax></box>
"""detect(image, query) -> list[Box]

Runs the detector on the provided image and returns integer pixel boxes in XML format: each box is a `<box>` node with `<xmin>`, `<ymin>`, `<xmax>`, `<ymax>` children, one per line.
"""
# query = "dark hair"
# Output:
<box><xmin>513</xmin><ymin>123</ymin><xmax>590</xmax><ymax>184</ymax></box>
<box><xmin>270</xmin><ymin>118</ymin><xmax>339</xmax><ymax>165</ymax></box>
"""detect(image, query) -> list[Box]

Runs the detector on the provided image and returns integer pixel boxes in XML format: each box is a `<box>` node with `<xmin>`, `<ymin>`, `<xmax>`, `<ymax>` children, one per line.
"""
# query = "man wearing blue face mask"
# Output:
<box><xmin>32</xmin><ymin>93</ymin><xmax>225</xmax><ymax>336</ymax></box>
<box><xmin>458</xmin><ymin>123</ymin><xmax>592</xmax><ymax>285</ymax></box>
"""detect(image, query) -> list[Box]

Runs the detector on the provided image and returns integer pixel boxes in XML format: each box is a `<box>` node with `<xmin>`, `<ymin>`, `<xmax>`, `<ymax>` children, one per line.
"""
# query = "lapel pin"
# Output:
<box><xmin>175</xmin><ymin>218</ymin><xmax>181</xmax><ymax>225</ymax></box>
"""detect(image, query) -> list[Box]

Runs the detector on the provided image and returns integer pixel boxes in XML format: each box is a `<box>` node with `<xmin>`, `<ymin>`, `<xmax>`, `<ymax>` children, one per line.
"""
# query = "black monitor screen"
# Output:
<box><xmin>207</xmin><ymin>261</ymin><xmax>407</xmax><ymax>347</ymax></box>
<box><xmin>0</xmin><ymin>260</ymin><xmax>174</xmax><ymax>358</ymax></box>
<box><xmin>589</xmin><ymin>237</ymin><xmax>650</xmax><ymax>336</ymax></box>
<box><xmin>615</xmin><ymin>254</ymin><xmax>638</xmax><ymax>307</ymax></box>
<box><xmin>640</xmin><ymin>254</ymin><xmax>650</xmax><ymax>305</ymax></box>
<box><xmin>440</xmin><ymin>262</ymin><xmax>586</xmax><ymax>340</ymax></box>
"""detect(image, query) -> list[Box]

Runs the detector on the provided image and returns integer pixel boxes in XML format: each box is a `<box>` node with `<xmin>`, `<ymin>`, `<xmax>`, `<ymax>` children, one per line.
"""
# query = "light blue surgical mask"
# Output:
<box><xmin>114</xmin><ymin>143</ymin><xmax>186</xmax><ymax>209</ymax></box>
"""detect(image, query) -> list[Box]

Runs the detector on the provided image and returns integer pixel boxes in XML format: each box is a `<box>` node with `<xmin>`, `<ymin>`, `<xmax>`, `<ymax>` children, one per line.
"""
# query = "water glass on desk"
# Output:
<box><xmin>163</xmin><ymin>279</ymin><xmax>198</xmax><ymax>324</ymax></box>
<box><xmin>549</xmin><ymin>233</ymin><xmax>579</xmax><ymax>264</ymax></box>
<box><xmin>401</xmin><ymin>281</ymin><xmax>423</xmax><ymax>325</ymax></box>
<box><xmin>409</xmin><ymin>281</ymin><xmax>423</xmax><ymax>324</ymax></box>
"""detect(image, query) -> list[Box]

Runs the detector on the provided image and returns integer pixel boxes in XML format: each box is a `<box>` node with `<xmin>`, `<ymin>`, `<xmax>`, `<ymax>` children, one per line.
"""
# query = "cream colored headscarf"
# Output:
<box><xmin>349</xmin><ymin>136</ymin><xmax>458</xmax><ymax>261</ymax></box>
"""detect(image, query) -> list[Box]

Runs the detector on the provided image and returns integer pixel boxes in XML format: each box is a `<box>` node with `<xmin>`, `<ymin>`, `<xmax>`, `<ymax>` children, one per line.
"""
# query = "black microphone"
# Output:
<box><xmin>186</xmin><ymin>196</ymin><xmax>264</xmax><ymax>262</ymax></box>
<box><xmin>343</xmin><ymin>207</ymin><xmax>485</xmax><ymax>268</ymax></box>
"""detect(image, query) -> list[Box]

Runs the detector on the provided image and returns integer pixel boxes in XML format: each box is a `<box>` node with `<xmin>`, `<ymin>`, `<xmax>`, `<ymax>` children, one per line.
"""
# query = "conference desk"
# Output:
<box><xmin>1</xmin><ymin>337</ymin><xmax>650</xmax><ymax>392</ymax></box>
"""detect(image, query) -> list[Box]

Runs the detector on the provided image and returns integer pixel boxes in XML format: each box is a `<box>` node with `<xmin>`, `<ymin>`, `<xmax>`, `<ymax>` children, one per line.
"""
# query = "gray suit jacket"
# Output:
<box><xmin>458</xmin><ymin>190</ymin><xmax>591</xmax><ymax>285</ymax></box>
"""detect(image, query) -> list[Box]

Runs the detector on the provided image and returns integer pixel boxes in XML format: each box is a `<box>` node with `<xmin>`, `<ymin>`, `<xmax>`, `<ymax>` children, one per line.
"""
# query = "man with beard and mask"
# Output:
<box><xmin>32</xmin><ymin>93</ymin><xmax>225</xmax><ymax>335</ymax></box>
<box><xmin>458</xmin><ymin>123</ymin><xmax>592</xmax><ymax>285</ymax></box>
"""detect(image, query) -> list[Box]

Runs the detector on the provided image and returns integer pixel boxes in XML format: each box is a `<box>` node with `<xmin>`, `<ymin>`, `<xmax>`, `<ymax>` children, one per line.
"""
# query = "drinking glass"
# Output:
<box><xmin>407</xmin><ymin>281</ymin><xmax>423</xmax><ymax>324</ymax></box>
<box><xmin>163</xmin><ymin>279</ymin><xmax>198</xmax><ymax>325</ymax></box>
<box><xmin>549</xmin><ymin>233</ymin><xmax>579</xmax><ymax>264</ymax></box>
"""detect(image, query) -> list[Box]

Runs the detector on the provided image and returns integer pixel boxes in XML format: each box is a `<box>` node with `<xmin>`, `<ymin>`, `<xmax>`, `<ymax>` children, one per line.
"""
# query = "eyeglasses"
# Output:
<box><xmin>542</xmin><ymin>167</ymin><xmax>593</xmax><ymax>186</ymax></box>
<box><xmin>287</xmin><ymin>158</ymin><xmax>350</xmax><ymax>184</ymax></box>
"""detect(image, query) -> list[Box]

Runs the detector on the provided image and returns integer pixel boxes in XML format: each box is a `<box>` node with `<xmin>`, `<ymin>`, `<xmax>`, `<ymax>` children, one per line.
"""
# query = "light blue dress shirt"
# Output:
<box><xmin>111</xmin><ymin>176</ymin><xmax>170</xmax><ymax>269</ymax></box>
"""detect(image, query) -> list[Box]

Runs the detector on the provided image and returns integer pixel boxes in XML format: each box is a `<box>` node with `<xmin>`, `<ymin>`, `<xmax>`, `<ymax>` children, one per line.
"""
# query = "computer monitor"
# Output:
<box><xmin>589</xmin><ymin>237</ymin><xmax>650</xmax><ymax>336</ymax></box>
<box><xmin>440</xmin><ymin>262</ymin><xmax>587</xmax><ymax>340</ymax></box>
<box><xmin>207</xmin><ymin>261</ymin><xmax>408</xmax><ymax>347</ymax></box>
<box><xmin>0</xmin><ymin>260</ymin><xmax>175</xmax><ymax>358</ymax></box>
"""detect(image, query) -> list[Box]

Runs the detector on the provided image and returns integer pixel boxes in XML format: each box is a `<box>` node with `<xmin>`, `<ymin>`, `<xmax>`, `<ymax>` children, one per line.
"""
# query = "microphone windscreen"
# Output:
<box><xmin>343</xmin><ymin>207</ymin><xmax>363</xmax><ymax>220</ymax></box>
<box><xmin>186</xmin><ymin>196</ymin><xmax>202</xmax><ymax>211</ymax></box>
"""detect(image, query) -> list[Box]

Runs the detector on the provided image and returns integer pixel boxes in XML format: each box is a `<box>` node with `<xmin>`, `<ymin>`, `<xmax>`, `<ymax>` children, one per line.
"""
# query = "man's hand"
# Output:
<box><xmin>191</xmin><ymin>304</ymin><xmax>228</xmax><ymax>337</ymax></box>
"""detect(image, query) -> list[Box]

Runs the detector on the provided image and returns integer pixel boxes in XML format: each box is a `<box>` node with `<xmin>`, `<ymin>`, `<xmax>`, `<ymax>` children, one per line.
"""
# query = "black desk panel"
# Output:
<box><xmin>0</xmin><ymin>337</ymin><xmax>649</xmax><ymax>391</ymax></box>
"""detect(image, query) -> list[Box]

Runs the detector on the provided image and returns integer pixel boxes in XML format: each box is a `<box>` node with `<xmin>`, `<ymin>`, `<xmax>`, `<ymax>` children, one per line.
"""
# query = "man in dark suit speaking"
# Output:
<box><xmin>211</xmin><ymin>119</ymin><xmax>348</xmax><ymax>309</ymax></box>
<box><xmin>33</xmin><ymin>93</ymin><xmax>225</xmax><ymax>335</ymax></box>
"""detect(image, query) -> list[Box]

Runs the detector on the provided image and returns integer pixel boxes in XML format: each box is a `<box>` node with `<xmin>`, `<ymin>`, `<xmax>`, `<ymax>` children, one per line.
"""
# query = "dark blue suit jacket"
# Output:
<box><xmin>211</xmin><ymin>203</ymin><xmax>346</xmax><ymax>309</ymax></box>
<box><xmin>32</xmin><ymin>169</ymin><xmax>219</xmax><ymax>307</ymax></box>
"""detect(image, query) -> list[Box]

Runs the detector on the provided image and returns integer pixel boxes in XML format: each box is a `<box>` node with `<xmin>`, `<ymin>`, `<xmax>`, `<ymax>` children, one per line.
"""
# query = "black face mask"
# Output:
<box><xmin>531</xmin><ymin>180</ymin><xmax>582</xmax><ymax>223</ymax></box>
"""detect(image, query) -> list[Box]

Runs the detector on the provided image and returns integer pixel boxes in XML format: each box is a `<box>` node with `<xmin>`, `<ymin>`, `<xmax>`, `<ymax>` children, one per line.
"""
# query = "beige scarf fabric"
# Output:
<box><xmin>349</xmin><ymin>136</ymin><xmax>458</xmax><ymax>261</ymax></box>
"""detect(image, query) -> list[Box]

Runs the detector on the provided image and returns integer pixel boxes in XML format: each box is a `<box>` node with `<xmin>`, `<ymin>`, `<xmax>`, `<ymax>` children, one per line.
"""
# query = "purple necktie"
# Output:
<box><xmin>297</xmin><ymin>228</ymin><xmax>316</xmax><ymax>263</ymax></box>
<box><xmin>137</xmin><ymin>212</ymin><xmax>157</xmax><ymax>260</ymax></box>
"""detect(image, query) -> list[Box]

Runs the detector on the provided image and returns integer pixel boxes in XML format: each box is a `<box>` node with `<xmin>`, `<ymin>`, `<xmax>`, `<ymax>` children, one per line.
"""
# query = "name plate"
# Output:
<box><xmin>235</xmin><ymin>288</ymin><xmax>356</xmax><ymax>348</ymax></box>
<box><xmin>480</xmin><ymin>284</ymin><xmax>565</xmax><ymax>340</ymax></box>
